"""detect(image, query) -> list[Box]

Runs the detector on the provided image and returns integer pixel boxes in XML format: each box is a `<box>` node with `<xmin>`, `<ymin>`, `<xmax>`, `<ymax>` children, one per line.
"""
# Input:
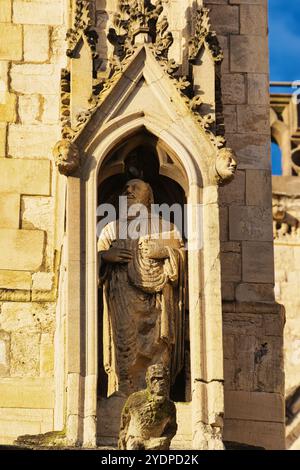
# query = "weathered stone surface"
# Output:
<box><xmin>0</xmin><ymin>378</ymin><xmax>54</xmax><ymax>408</ymax></box>
<box><xmin>224</xmin><ymin>391</ymin><xmax>284</xmax><ymax>423</ymax></box>
<box><xmin>219</xmin><ymin>170</ymin><xmax>245</xmax><ymax>205</ymax></box>
<box><xmin>0</xmin><ymin>193</ymin><xmax>20</xmax><ymax>228</ymax></box>
<box><xmin>0</xmin><ymin>228</ymin><xmax>44</xmax><ymax>271</ymax></box>
<box><xmin>221</xmin><ymin>252</ymin><xmax>241</xmax><ymax>282</ymax></box>
<box><xmin>0</xmin><ymin>24</ymin><xmax>22</xmax><ymax>60</ymax></box>
<box><xmin>0</xmin><ymin>123</ymin><xmax>6</xmax><ymax>156</ymax></box>
<box><xmin>21</xmin><ymin>196</ymin><xmax>54</xmax><ymax>270</ymax></box>
<box><xmin>10</xmin><ymin>64</ymin><xmax>60</xmax><ymax>95</ymax></box>
<box><xmin>229</xmin><ymin>207</ymin><xmax>273</xmax><ymax>241</ymax></box>
<box><xmin>240</xmin><ymin>5</ymin><xmax>268</xmax><ymax>36</ymax></box>
<box><xmin>24</xmin><ymin>25</ymin><xmax>49</xmax><ymax>62</ymax></box>
<box><xmin>8</xmin><ymin>124</ymin><xmax>60</xmax><ymax>158</ymax></box>
<box><xmin>0</xmin><ymin>408</ymin><xmax>53</xmax><ymax>444</ymax></box>
<box><xmin>222</xmin><ymin>73</ymin><xmax>246</xmax><ymax>105</ymax></box>
<box><xmin>0</xmin><ymin>159</ymin><xmax>51</xmax><ymax>195</ymax></box>
<box><xmin>40</xmin><ymin>333</ymin><xmax>54</xmax><ymax>377</ymax></box>
<box><xmin>0</xmin><ymin>330</ymin><xmax>10</xmax><ymax>376</ymax></box>
<box><xmin>13</xmin><ymin>0</ymin><xmax>63</xmax><ymax>25</ymax></box>
<box><xmin>18</xmin><ymin>94</ymin><xmax>40</xmax><ymax>124</ymax></box>
<box><xmin>209</xmin><ymin>5</ymin><xmax>239</xmax><ymax>34</ymax></box>
<box><xmin>0</xmin><ymin>271</ymin><xmax>31</xmax><ymax>290</ymax></box>
<box><xmin>247</xmin><ymin>74</ymin><xmax>269</xmax><ymax>105</ymax></box>
<box><xmin>237</xmin><ymin>105</ymin><xmax>270</xmax><ymax>135</ymax></box>
<box><xmin>223</xmin><ymin>105</ymin><xmax>237</xmax><ymax>133</ymax></box>
<box><xmin>32</xmin><ymin>272</ymin><xmax>53</xmax><ymax>292</ymax></box>
<box><xmin>223</xmin><ymin>419</ymin><xmax>285</xmax><ymax>451</ymax></box>
<box><xmin>0</xmin><ymin>92</ymin><xmax>17</xmax><ymax>122</ymax></box>
<box><xmin>0</xmin><ymin>302</ymin><xmax>55</xmax><ymax>333</ymax></box>
<box><xmin>236</xmin><ymin>283</ymin><xmax>274</xmax><ymax>302</ymax></box>
<box><xmin>10</xmin><ymin>328</ymin><xmax>40</xmax><ymax>377</ymax></box>
<box><xmin>225</xmin><ymin>133</ymin><xmax>269</xmax><ymax>170</ymax></box>
<box><xmin>222</xmin><ymin>282</ymin><xmax>235</xmax><ymax>301</ymax></box>
<box><xmin>246</xmin><ymin>170</ymin><xmax>272</xmax><ymax>207</ymax></box>
<box><xmin>0</xmin><ymin>0</ymin><xmax>12</xmax><ymax>22</ymax></box>
<box><xmin>230</xmin><ymin>35</ymin><xmax>268</xmax><ymax>73</ymax></box>
<box><xmin>242</xmin><ymin>242</ymin><xmax>274</xmax><ymax>283</ymax></box>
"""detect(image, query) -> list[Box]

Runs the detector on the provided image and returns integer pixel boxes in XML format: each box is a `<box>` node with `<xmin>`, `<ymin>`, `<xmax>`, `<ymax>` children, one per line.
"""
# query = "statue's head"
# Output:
<box><xmin>146</xmin><ymin>364</ymin><xmax>170</xmax><ymax>399</ymax></box>
<box><xmin>215</xmin><ymin>147</ymin><xmax>237</xmax><ymax>185</ymax></box>
<box><xmin>122</xmin><ymin>179</ymin><xmax>154</xmax><ymax>209</ymax></box>
<box><xmin>53</xmin><ymin>139</ymin><xmax>80</xmax><ymax>176</ymax></box>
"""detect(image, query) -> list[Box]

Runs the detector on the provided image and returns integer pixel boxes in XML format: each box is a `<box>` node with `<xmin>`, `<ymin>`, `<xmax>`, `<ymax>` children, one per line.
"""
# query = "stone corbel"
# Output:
<box><xmin>53</xmin><ymin>139</ymin><xmax>80</xmax><ymax>176</ymax></box>
<box><xmin>211</xmin><ymin>147</ymin><xmax>237</xmax><ymax>186</ymax></box>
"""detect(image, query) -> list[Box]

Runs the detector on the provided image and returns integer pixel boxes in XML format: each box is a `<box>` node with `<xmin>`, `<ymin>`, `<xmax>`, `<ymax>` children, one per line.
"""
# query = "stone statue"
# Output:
<box><xmin>98</xmin><ymin>179</ymin><xmax>185</xmax><ymax>396</ymax></box>
<box><xmin>118</xmin><ymin>364</ymin><xmax>177</xmax><ymax>450</ymax></box>
<box><xmin>213</xmin><ymin>147</ymin><xmax>237</xmax><ymax>185</ymax></box>
<box><xmin>53</xmin><ymin>139</ymin><xmax>80</xmax><ymax>176</ymax></box>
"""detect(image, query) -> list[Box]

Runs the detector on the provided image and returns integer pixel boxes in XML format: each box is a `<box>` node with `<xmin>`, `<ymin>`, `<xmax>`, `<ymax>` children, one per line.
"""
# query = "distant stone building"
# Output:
<box><xmin>271</xmin><ymin>83</ymin><xmax>300</xmax><ymax>450</ymax></box>
<box><xmin>0</xmin><ymin>0</ymin><xmax>285</xmax><ymax>450</ymax></box>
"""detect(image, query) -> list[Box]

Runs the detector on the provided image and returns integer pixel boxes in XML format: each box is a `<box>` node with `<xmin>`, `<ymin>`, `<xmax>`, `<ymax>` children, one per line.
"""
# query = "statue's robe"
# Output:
<box><xmin>98</xmin><ymin>217</ymin><xmax>185</xmax><ymax>395</ymax></box>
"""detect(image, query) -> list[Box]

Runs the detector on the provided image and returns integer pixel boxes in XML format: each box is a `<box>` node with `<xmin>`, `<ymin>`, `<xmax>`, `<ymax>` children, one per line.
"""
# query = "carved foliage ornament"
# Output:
<box><xmin>188</xmin><ymin>8</ymin><xmax>223</xmax><ymax>64</ymax></box>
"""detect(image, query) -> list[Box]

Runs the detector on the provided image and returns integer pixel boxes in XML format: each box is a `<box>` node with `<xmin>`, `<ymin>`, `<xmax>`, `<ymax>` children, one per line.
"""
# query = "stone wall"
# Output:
<box><xmin>0</xmin><ymin>0</ymin><xmax>67</xmax><ymax>443</ymax></box>
<box><xmin>204</xmin><ymin>0</ymin><xmax>285</xmax><ymax>449</ymax></box>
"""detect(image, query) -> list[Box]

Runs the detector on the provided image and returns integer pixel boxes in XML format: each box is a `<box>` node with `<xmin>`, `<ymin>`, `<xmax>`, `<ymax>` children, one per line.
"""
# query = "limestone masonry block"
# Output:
<box><xmin>0</xmin><ymin>92</ymin><xmax>17</xmax><ymax>123</ymax></box>
<box><xmin>0</xmin><ymin>23</ymin><xmax>22</xmax><ymax>60</ymax></box>
<box><xmin>219</xmin><ymin>170</ymin><xmax>245</xmax><ymax>205</ymax></box>
<box><xmin>0</xmin><ymin>271</ymin><xmax>31</xmax><ymax>290</ymax></box>
<box><xmin>246</xmin><ymin>170</ymin><xmax>271</xmax><ymax>207</ymax></box>
<box><xmin>10</xmin><ymin>64</ymin><xmax>60</xmax><ymax>95</ymax></box>
<box><xmin>230</xmin><ymin>35</ymin><xmax>268</xmax><ymax>73</ymax></box>
<box><xmin>222</xmin><ymin>73</ymin><xmax>246</xmax><ymax>105</ymax></box>
<box><xmin>221</xmin><ymin>252</ymin><xmax>241</xmax><ymax>282</ymax></box>
<box><xmin>0</xmin><ymin>378</ymin><xmax>54</xmax><ymax>408</ymax></box>
<box><xmin>240</xmin><ymin>4</ymin><xmax>268</xmax><ymax>36</ymax></box>
<box><xmin>0</xmin><ymin>228</ymin><xmax>45</xmax><ymax>271</ymax></box>
<box><xmin>247</xmin><ymin>74</ymin><xmax>269</xmax><ymax>105</ymax></box>
<box><xmin>242</xmin><ymin>241</ymin><xmax>275</xmax><ymax>283</ymax></box>
<box><xmin>24</xmin><ymin>25</ymin><xmax>49</xmax><ymax>62</ymax></box>
<box><xmin>18</xmin><ymin>94</ymin><xmax>41</xmax><ymax>124</ymax></box>
<box><xmin>235</xmin><ymin>283</ymin><xmax>275</xmax><ymax>302</ymax></box>
<box><xmin>13</xmin><ymin>0</ymin><xmax>63</xmax><ymax>25</ymax></box>
<box><xmin>208</xmin><ymin>5</ymin><xmax>239</xmax><ymax>35</ymax></box>
<box><xmin>0</xmin><ymin>0</ymin><xmax>12</xmax><ymax>22</ymax></box>
<box><xmin>32</xmin><ymin>272</ymin><xmax>53</xmax><ymax>291</ymax></box>
<box><xmin>0</xmin><ymin>193</ymin><xmax>20</xmax><ymax>229</ymax></box>
<box><xmin>8</xmin><ymin>124</ymin><xmax>60</xmax><ymax>158</ymax></box>
<box><xmin>0</xmin><ymin>302</ymin><xmax>55</xmax><ymax>333</ymax></box>
<box><xmin>225</xmin><ymin>133</ymin><xmax>269</xmax><ymax>170</ymax></box>
<box><xmin>40</xmin><ymin>333</ymin><xmax>54</xmax><ymax>377</ymax></box>
<box><xmin>10</xmin><ymin>328</ymin><xmax>40</xmax><ymax>377</ymax></box>
<box><xmin>229</xmin><ymin>206</ymin><xmax>273</xmax><ymax>241</ymax></box>
<box><xmin>237</xmin><ymin>105</ymin><xmax>270</xmax><ymax>135</ymax></box>
<box><xmin>0</xmin><ymin>159</ymin><xmax>51</xmax><ymax>195</ymax></box>
<box><xmin>0</xmin><ymin>123</ymin><xmax>6</xmax><ymax>156</ymax></box>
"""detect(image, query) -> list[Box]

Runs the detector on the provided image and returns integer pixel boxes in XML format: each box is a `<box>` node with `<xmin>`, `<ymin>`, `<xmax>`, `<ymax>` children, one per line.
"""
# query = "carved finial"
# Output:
<box><xmin>189</xmin><ymin>8</ymin><xmax>223</xmax><ymax>63</ymax></box>
<box><xmin>53</xmin><ymin>140</ymin><xmax>80</xmax><ymax>176</ymax></box>
<box><xmin>213</xmin><ymin>147</ymin><xmax>237</xmax><ymax>186</ymax></box>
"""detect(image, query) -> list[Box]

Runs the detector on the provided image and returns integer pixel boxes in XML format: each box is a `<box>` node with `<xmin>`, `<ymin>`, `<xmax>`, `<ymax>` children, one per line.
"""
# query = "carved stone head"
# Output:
<box><xmin>53</xmin><ymin>139</ymin><xmax>80</xmax><ymax>176</ymax></box>
<box><xmin>214</xmin><ymin>147</ymin><xmax>237</xmax><ymax>185</ymax></box>
<box><xmin>146</xmin><ymin>364</ymin><xmax>170</xmax><ymax>399</ymax></box>
<box><xmin>122</xmin><ymin>179</ymin><xmax>154</xmax><ymax>209</ymax></box>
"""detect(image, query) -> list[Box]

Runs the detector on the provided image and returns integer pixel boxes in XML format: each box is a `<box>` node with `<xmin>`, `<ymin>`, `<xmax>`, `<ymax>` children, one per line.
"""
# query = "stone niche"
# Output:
<box><xmin>54</xmin><ymin>0</ymin><xmax>236</xmax><ymax>449</ymax></box>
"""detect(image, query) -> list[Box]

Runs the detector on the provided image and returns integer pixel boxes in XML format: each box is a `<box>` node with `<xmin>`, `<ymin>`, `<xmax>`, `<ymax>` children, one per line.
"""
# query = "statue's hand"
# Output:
<box><xmin>100</xmin><ymin>247</ymin><xmax>132</xmax><ymax>264</ymax></box>
<box><xmin>141</xmin><ymin>241</ymin><xmax>169</xmax><ymax>260</ymax></box>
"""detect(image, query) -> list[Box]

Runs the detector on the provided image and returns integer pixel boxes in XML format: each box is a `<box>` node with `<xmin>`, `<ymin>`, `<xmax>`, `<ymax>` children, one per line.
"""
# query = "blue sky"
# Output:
<box><xmin>269</xmin><ymin>0</ymin><xmax>300</xmax><ymax>174</ymax></box>
<box><xmin>269</xmin><ymin>0</ymin><xmax>300</xmax><ymax>81</ymax></box>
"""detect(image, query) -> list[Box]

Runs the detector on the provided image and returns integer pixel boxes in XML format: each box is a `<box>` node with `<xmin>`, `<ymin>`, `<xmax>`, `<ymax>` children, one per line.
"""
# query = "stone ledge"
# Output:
<box><xmin>222</xmin><ymin>300</ymin><xmax>284</xmax><ymax>314</ymax></box>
